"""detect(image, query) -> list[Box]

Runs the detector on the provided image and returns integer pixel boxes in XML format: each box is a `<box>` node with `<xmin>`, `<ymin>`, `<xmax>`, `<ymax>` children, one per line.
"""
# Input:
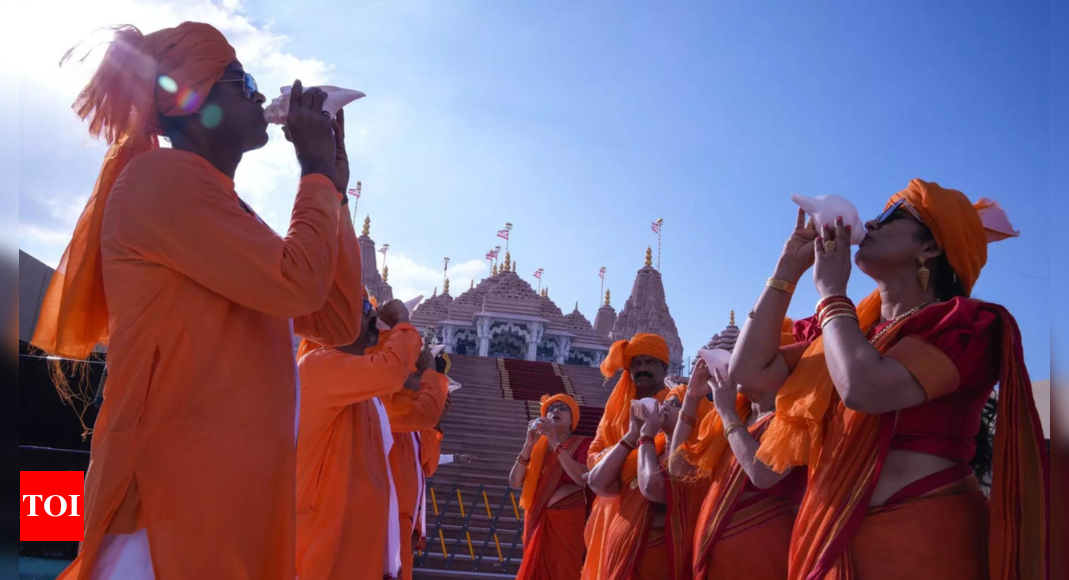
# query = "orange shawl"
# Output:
<box><xmin>521</xmin><ymin>394</ymin><xmax>581</xmax><ymax>512</ymax></box>
<box><xmin>31</xmin><ymin>23</ymin><xmax>235</xmax><ymax>361</ymax></box>
<box><xmin>760</xmin><ymin>180</ymin><xmax>1045</xmax><ymax>580</ymax></box>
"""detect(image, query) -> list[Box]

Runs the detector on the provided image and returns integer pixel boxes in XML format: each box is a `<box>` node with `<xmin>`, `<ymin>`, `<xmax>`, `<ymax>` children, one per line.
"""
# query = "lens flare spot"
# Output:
<box><xmin>177</xmin><ymin>88</ymin><xmax>202</xmax><ymax>112</ymax></box>
<box><xmin>157</xmin><ymin>75</ymin><xmax>178</xmax><ymax>94</ymax></box>
<box><xmin>199</xmin><ymin>104</ymin><xmax>223</xmax><ymax>129</ymax></box>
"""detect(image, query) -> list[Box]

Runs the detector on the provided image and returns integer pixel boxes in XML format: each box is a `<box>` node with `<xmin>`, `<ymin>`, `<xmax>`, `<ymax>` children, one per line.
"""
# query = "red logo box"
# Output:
<box><xmin>20</xmin><ymin>471</ymin><xmax>85</xmax><ymax>541</ymax></box>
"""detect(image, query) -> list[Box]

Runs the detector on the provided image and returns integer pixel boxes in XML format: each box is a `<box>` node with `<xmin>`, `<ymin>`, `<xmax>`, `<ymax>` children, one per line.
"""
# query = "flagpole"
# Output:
<box><xmin>656</xmin><ymin>218</ymin><xmax>664</xmax><ymax>271</ymax></box>
<box><xmin>350</xmin><ymin>181</ymin><xmax>362</xmax><ymax>224</ymax></box>
<box><xmin>599</xmin><ymin>267</ymin><xmax>606</xmax><ymax>309</ymax></box>
<box><xmin>505</xmin><ymin>222</ymin><xmax>513</xmax><ymax>255</ymax></box>
<box><xmin>444</xmin><ymin>257</ymin><xmax>450</xmax><ymax>288</ymax></box>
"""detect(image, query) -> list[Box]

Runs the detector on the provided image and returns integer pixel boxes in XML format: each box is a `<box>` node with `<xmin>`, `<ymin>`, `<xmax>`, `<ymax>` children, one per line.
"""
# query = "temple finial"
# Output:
<box><xmin>433</xmin><ymin>286</ymin><xmax>437</xmax><ymax>297</ymax></box>
<box><xmin>644</xmin><ymin>246</ymin><xmax>653</xmax><ymax>268</ymax></box>
<box><xmin>504</xmin><ymin>252</ymin><xmax>512</xmax><ymax>272</ymax></box>
<box><xmin>492</xmin><ymin>263</ymin><xmax>498</xmax><ymax>276</ymax></box>
<box><xmin>470</xmin><ymin>279</ymin><xmax>475</xmax><ymax>290</ymax></box>
<box><xmin>575</xmin><ymin>301</ymin><xmax>579</xmax><ymax>311</ymax></box>
<box><xmin>605</xmin><ymin>289</ymin><xmax>611</xmax><ymax>306</ymax></box>
<box><xmin>729</xmin><ymin>310</ymin><xmax>736</xmax><ymax>326</ymax></box>
<box><xmin>382</xmin><ymin>264</ymin><xmax>389</xmax><ymax>282</ymax></box>
<box><xmin>362</xmin><ymin>215</ymin><xmax>370</xmax><ymax>236</ymax></box>
<box><xmin>444</xmin><ymin>278</ymin><xmax>450</xmax><ymax>295</ymax></box>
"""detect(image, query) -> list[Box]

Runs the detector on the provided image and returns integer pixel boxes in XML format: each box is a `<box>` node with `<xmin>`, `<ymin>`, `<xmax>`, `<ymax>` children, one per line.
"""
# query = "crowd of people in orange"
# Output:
<box><xmin>31</xmin><ymin>21</ymin><xmax>1047</xmax><ymax>580</ymax></box>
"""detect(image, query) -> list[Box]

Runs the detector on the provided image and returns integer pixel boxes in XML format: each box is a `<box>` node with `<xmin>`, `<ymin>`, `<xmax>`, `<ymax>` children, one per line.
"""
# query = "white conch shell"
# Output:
<box><xmin>791</xmin><ymin>194</ymin><xmax>866</xmax><ymax>245</ymax></box>
<box><xmin>264</xmin><ymin>85</ymin><xmax>366</xmax><ymax>125</ymax></box>
<box><xmin>447</xmin><ymin>377</ymin><xmax>463</xmax><ymax>393</ymax></box>
<box><xmin>633</xmin><ymin>398</ymin><xmax>661</xmax><ymax>421</ymax></box>
<box><xmin>697</xmin><ymin>348</ymin><xmax>731</xmax><ymax>380</ymax></box>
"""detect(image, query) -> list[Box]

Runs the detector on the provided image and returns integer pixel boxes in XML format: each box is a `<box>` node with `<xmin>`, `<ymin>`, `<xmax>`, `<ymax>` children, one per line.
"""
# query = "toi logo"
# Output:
<box><xmin>20</xmin><ymin>471</ymin><xmax>85</xmax><ymax>541</ymax></box>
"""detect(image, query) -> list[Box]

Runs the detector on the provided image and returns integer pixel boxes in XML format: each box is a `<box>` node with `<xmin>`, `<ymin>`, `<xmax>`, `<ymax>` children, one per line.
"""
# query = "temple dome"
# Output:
<box><xmin>482</xmin><ymin>271</ymin><xmax>543</xmax><ymax>317</ymax></box>
<box><xmin>610</xmin><ymin>251</ymin><xmax>684</xmax><ymax>370</ymax></box>
<box><xmin>563</xmin><ymin>303</ymin><xmax>602</xmax><ymax>343</ymax></box>
<box><xmin>411</xmin><ymin>287</ymin><xmax>454</xmax><ymax>328</ymax></box>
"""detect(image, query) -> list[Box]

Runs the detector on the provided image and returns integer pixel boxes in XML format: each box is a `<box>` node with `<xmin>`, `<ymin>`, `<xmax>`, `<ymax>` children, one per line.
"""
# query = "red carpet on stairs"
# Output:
<box><xmin>501</xmin><ymin>358</ymin><xmax>568</xmax><ymax>401</ymax></box>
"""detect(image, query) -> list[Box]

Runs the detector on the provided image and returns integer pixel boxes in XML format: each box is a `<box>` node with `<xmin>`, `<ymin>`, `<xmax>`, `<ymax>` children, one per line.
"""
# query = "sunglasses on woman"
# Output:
<box><xmin>217</xmin><ymin>72</ymin><xmax>259</xmax><ymax>100</ymax></box>
<box><xmin>873</xmin><ymin>199</ymin><xmax>925</xmax><ymax>226</ymax></box>
<box><xmin>546</xmin><ymin>403</ymin><xmax>571</xmax><ymax>414</ymax></box>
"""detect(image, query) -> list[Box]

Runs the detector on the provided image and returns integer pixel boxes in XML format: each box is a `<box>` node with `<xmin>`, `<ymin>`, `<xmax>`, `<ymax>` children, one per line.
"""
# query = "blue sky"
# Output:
<box><xmin>17</xmin><ymin>0</ymin><xmax>1050</xmax><ymax>377</ymax></box>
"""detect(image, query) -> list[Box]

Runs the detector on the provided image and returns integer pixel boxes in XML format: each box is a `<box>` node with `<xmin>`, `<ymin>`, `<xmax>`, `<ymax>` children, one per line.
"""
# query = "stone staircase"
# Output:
<box><xmin>419</xmin><ymin>355</ymin><xmax>622</xmax><ymax>578</ymax></box>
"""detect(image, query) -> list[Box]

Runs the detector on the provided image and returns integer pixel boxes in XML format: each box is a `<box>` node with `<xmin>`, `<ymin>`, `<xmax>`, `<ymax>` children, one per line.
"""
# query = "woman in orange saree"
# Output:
<box><xmin>731</xmin><ymin>179</ymin><xmax>1047</xmax><ymax>580</ymax></box>
<box><xmin>511</xmin><ymin>394</ymin><xmax>592</xmax><ymax>580</ymax></box>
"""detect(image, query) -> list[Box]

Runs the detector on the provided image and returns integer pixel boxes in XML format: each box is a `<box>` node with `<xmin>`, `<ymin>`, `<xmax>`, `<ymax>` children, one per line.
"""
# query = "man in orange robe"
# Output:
<box><xmin>296</xmin><ymin>298</ymin><xmax>422</xmax><ymax>580</ymax></box>
<box><xmin>584</xmin><ymin>333</ymin><xmax>673</xmax><ymax>580</ymax></box>
<box><xmin>30</xmin><ymin>23</ymin><xmax>362</xmax><ymax>580</ymax></box>
<box><xmin>384</xmin><ymin>349</ymin><xmax>450</xmax><ymax>580</ymax></box>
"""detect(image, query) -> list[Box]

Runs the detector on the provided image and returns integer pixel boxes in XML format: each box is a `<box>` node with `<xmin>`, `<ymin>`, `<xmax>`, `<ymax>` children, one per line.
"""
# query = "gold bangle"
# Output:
<box><xmin>678</xmin><ymin>410</ymin><xmax>697</xmax><ymax>427</ymax></box>
<box><xmin>766</xmin><ymin>278</ymin><xmax>797</xmax><ymax>295</ymax></box>
<box><xmin>724</xmin><ymin>421</ymin><xmax>746</xmax><ymax>437</ymax></box>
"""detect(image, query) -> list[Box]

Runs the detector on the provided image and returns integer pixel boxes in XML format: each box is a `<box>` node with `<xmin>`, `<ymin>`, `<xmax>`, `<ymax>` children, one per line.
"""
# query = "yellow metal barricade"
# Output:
<box><xmin>456</xmin><ymin>489</ymin><xmax>476</xmax><ymax>559</ymax></box>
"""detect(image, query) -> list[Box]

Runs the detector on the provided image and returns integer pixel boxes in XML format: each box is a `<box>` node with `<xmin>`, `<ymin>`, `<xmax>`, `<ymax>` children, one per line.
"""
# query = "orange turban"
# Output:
<box><xmin>520</xmin><ymin>394</ymin><xmax>582</xmax><ymax>511</ymax></box>
<box><xmin>888</xmin><ymin>178</ymin><xmax>1018</xmax><ymax>297</ymax></box>
<box><xmin>31</xmin><ymin>23</ymin><xmax>236</xmax><ymax>361</ymax></box>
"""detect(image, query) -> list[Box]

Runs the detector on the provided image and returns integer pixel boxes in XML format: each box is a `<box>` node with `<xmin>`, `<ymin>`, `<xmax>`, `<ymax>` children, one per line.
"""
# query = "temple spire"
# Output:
<box><xmin>362</xmin><ymin>215</ymin><xmax>370</xmax><ymax>236</ymax></box>
<box><xmin>644</xmin><ymin>246</ymin><xmax>653</xmax><ymax>268</ymax></box>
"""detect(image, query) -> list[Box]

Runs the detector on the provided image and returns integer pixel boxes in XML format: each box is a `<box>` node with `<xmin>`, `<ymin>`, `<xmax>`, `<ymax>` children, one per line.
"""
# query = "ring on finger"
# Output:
<box><xmin>824</xmin><ymin>240</ymin><xmax>837</xmax><ymax>252</ymax></box>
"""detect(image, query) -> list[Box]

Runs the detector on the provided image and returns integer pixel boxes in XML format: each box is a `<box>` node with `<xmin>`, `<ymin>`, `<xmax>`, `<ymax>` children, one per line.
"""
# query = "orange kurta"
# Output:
<box><xmin>386</xmin><ymin>370</ymin><xmax>449</xmax><ymax>580</ymax></box>
<box><xmin>296</xmin><ymin>323</ymin><xmax>422</xmax><ymax>580</ymax></box>
<box><xmin>56</xmin><ymin>148</ymin><xmax>363</xmax><ymax>579</ymax></box>
<box><xmin>420</xmin><ymin>427</ymin><xmax>444</xmax><ymax>477</ymax></box>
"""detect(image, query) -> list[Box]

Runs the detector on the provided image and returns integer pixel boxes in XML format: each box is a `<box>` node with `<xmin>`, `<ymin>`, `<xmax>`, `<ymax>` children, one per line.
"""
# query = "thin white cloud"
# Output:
<box><xmin>377</xmin><ymin>254</ymin><xmax>488</xmax><ymax>301</ymax></box>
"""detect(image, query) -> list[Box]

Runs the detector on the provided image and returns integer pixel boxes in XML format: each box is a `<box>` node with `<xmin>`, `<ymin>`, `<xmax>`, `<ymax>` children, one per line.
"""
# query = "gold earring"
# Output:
<box><xmin>917</xmin><ymin>257</ymin><xmax>930</xmax><ymax>291</ymax></box>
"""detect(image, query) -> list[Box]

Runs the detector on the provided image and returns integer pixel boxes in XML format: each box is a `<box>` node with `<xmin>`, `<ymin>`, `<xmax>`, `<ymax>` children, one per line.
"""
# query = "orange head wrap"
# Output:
<box><xmin>519</xmin><ymin>394</ymin><xmax>582</xmax><ymax>512</ymax></box>
<box><xmin>757</xmin><ymin>179</ymin><xmax>1019</xmax><ymax>473</ymax></box>
<box><xmin>31</xmin><ymin>23</ymin><xmax>236</xmax><ymax>361</ymax></box>
<box><xmin>888</xmin><ymin>178</ymin><xmax>1019</xmax><ymax>297</ymax></box>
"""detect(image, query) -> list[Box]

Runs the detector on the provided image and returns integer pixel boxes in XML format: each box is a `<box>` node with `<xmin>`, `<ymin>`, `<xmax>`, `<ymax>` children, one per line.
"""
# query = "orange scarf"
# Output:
<box><xmin>520</xmin><ymin>394</ymin><xmax>580</xmax><ymax>512</ymax></box>
<box><xmin>31</xmin><ymin>23</ymin><xmax>235</xmax><ymax>361</ymax></box>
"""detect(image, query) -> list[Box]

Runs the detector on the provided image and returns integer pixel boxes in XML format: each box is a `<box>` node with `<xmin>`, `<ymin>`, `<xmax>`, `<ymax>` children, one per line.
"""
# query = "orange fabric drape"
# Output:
<box><xmin>518</xmin><ymin>436</ymin><xmax>588</xmax><ymax>580</ymax></box>
<box><xmin>295</xmin><ymin>324</ymin><xmax>421</xmax><ymax>580</ymax></box>
<box><xmin>53</xmin><ymin>151</ymin><xmax>359</xmax><ymax>580</ymax></box>
<box><xmin>521</xmin><ymin>394</ymin><xmax>581</xmax><ymax>512</ymax></box>
<box><xmin>769</xmin><ymin>181</ymin><xmax>1046</xmax><ymax>579</ymax></box>
<box><xmin>32</xmin><ymin>23</ymin><xmax>235</xmax><ymax>361</ymax></box>
<box><xmin>386</xmin><ymin>369</ymin><xmax>449</xmax><ymax>580</ymax></box>
<box><xmin>665</xmin><ymin>467</ymin><xmax>711</xmax><ymax>580</ymax></box>
<box><xmin>597</xmin><ymin>485</ymin><xmax>661</xmax><ymax>580</ymax></box>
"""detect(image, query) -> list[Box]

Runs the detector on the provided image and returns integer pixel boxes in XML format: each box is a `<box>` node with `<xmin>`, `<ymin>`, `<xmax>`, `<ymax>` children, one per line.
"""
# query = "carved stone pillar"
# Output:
<box><xmin>555</xmin><ymin>337</ymin><xmax>573</xmax><ymax>365</ymax></box>
<box><xmin>476</xmin><ymin>317</ymin><xmax>491</xmax><ymax>358</ymax></box>
<box><xmin>525</xmin><ymin>322</ymin><xmax>544</xmax><ymax>361</ymax></box>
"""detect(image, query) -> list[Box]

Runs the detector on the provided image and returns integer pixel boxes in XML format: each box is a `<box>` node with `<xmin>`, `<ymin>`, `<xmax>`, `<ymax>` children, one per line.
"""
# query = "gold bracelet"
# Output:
<box><xmin>766</xmin><ymin>278</ymin><xmax>797</xmax><ymax>295</ymax></box>
<box><xmin>678</xmin><ymin>409</ymin><xmax>697</xmax><ymax>427</ymax></box>
<box><xmin>724</xmin><ymin>421</ymin><xmax>746</xmax><ymax>437</ymax></box>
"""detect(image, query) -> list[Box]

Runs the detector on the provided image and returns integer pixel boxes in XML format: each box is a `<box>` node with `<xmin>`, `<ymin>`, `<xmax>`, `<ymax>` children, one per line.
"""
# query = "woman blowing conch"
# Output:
<box><xmin>510</xmin><ymin>394</ymin><xmax>591</xmax><ymax>580</ymax></box>
<box><xmin>730</xmin><ymin>179</ymin><xmax>1047</xmax><ymax>580</ymax></box>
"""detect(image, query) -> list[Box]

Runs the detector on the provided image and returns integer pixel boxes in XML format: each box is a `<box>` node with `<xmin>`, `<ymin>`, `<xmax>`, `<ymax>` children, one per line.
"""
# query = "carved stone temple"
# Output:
<box><xmin>408</xmin><ymin>246</ymin><xmax>685</xmax><ymax>372</ymax></box>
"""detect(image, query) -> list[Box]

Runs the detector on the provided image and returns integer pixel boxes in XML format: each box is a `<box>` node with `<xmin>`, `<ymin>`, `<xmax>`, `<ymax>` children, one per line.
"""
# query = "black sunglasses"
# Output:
<box><xmin>874</xmin><ymin>199</ymin><xmax>924</xmax><ymax>226</ymax></box>
<box><xmin>546</xmin><ymin>403</ymin><xmax>571</xmax><ymax>414</ymax></box>
<box><xmin>218</xmin><ymin>72</ymin><xmax>258</xmax><ymax>100</ymax></box>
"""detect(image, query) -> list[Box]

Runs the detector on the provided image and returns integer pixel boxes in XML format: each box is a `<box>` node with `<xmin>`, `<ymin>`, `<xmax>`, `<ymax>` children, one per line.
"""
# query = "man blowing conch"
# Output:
<box><xmin>30</xmin><ymin>22</ymin><xmax>363</xmax><ymax>579</ymax></box>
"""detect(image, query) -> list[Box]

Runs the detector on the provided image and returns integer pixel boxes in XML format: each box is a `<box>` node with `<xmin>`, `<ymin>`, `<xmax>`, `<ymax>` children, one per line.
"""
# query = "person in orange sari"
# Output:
<box><xmin>633</xmin><ymin>382</ymin><xmax>712</xmax><ymax>580</ymax></box>
<box><xmin>669</xmin><ymin>321</ymin><xmax>806</xmax><ymax>580</ymax></box>
<box><xmin>731</xmin><ymin>179</ymin><xmax>1048</xmax><ymax>579</ymax></box>
<box><xmin>384</xmin><ymin>347</ymin><xmax>450</xmax><ymax>580</ymax></box>
<box><xmin>584</xmin><ymin>333</ymin><xmax>672</xmax><ymax>580</ymax></box>
<box><xmin>296</xmin><ymin>298</ymin><xmax>421</xmax><ymax>580</ymax></box>
<box><xmin>31</xmin><ymin>22</ymin><xmax>363</xmax><ymax>580</ymax></box>
<box><xmin>511</xmin><ymin>394</ymin><xmax>592</xmax><ymax>580</ymax></box>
